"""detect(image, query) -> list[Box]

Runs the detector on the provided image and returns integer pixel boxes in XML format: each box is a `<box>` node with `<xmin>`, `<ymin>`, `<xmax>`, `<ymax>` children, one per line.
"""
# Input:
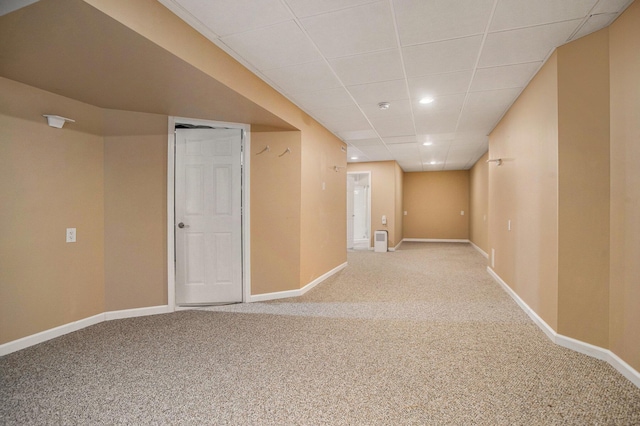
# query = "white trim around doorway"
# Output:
<box><xmin>166</xmin><ymin>117</ymin><xmax>251</xmax><ymax>310</ymax></box>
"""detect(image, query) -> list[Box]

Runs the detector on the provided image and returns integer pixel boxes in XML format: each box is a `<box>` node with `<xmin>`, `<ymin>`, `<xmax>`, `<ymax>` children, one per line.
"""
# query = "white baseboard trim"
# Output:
<box><xmin>608</xmin><ymin>350</ymin><xmax>640</xmax><ymax>388</ymax></box>
<box><xmin>487</xmin><ymin>267</ymin><xmax>640</xmax><ymax>388</ymax></box>
<box><xmin>388</xmin><ymin>240</ymin><xmax>403</xmax><ymax>252</ymax></box>
<box><xmin>0</xmin><ymin>305</ymin><xmax>173</xmax><ymax>357</ymax></box>
<box><xmin>469</xmin><ymin>241</ymin><xmax>489</xmax><ymax>258</ymax></box>
<box><xmin>249</xmin><ymin>262</ymin><xmax>348</xmax><ymax>303</ymax></box>
<box><xmin>0</xmin><ymin>313</ymin><xmax>104</xmax><ymax>356</ymax></box>
<box><xmin>104</xmin><ymin>305</ymin><xmax>171</xmax><ymax>321</ymax></box>
<box><xmin>403</xmin><ymin>238</ymin><xmax>470</xmax><ymax>243</ymax></box>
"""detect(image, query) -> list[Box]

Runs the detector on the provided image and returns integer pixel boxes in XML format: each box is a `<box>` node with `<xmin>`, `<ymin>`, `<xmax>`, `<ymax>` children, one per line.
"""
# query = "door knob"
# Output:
<box><xmin>178</xmin><ymin>222</ymin><xmax>186</xmax><ymax>228</ymax></box>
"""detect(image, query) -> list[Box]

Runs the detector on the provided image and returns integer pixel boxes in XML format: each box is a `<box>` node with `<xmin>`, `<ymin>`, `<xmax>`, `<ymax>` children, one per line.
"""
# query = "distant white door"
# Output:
<box><xmin>175</xmin><ymin>128</ymin><xmax>242</xmax><ymax>305</ymax></box>
<box><xmin>347</xmin><ymin>174</ymin><xmax>355</xmax><ymax>249</ymax></box>
<box><xmin>347</xmin><ymin>172</ymin><xmax>371</xmax><ymax>250</ymax></box>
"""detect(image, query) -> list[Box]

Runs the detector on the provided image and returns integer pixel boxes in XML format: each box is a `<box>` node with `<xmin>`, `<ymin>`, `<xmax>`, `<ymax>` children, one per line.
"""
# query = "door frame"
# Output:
<box><xmin>167</xmin><ymin>116</ymin><xmax>251</xmax><ymax>310</ymax></box>
<box><xmin>346</xmin><ymin>171</ymin><xmax>372</xmax><ymax>249</ymax></box>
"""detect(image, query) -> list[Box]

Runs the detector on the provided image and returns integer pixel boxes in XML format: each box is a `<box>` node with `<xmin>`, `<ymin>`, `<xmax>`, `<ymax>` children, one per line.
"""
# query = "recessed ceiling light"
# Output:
<box><xmin>378</xmin><ymin>102</ymin><xmax>391</xmax><ymax>110</ymax></box>
<box><xmin>350</xmin><ymin>156</ymin><xmax>358</xmax><ymax>160</ymax></box>
<box><xmin>419</xmin><ymin>97</ymin><xmax>435</xmax><ymax>104</ymax></box>
<box><xmin>422</xmin><ymin>142</ymin><xmax>433</xmax><ymax>146</ymax></box>
<box><xmin>429</xmin><ymin>161</ymin><xmax>437</xmax><ymax>165</ymax></box>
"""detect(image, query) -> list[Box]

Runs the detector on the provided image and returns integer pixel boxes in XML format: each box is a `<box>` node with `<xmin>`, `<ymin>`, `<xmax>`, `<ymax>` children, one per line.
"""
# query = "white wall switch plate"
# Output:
<box><xmin>66</xmin><ymin>228</ymin><xmax>76</xmax><ymax>243</ymax></box>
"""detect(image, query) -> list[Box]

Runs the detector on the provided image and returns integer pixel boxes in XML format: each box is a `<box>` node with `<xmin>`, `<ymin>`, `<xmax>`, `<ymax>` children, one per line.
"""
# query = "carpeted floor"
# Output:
<box><xmin>1</xmin><ymin>242</ymin><xmax>639</xmax><ymax>424</ymax></box>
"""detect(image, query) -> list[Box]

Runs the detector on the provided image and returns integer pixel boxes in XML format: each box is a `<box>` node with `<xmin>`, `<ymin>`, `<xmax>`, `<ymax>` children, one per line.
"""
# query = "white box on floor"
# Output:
<box><xmin>374</xmin><ymin>230</ymin><xmax>388</xmax><ymax>252</ymax></box>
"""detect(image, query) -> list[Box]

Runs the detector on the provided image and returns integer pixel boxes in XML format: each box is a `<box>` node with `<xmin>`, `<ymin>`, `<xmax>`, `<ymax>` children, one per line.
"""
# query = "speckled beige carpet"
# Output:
<box><xmin>2</xmin><ymin>242</ymin><xmax>639</xmax><ymax>425</ymax></box>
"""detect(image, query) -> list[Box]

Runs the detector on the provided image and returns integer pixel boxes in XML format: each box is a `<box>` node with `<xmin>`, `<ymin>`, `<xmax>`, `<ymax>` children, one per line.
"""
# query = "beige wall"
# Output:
<box><xmin>251</xmin><ymin>130</ymin><xmax>301</xmax><ymax>295</ymax></box>
<box><xmin>0</xmin><ymin>77</ymin><xmax>105</xmax><ymax>344</ymax></box>
<box><xmin>300</xmin><ymin>131</ymin><xmax>347</xmax><ymax>284</ymax></box>
<box><xmin>403</xmin><ymin>171</ymin><xmax>470</xmax><ymax>240</ymax></box>
<box><xmin>103</xmin><ymin>110</ymin><xmax>168</xmax><ymax>311</ymax></box>
<box><xmin>347</xmin><ymin>161</ymin><xmax>402</xmax><ymax>248</ymax></box>
<box><xmin>556</xmin><ymin>29</ymin><xmax>610</xmax><ymax>348</ymax></box>
<box><xmin>489</xmin><ymin>52</ymin><xmax>559</xmax><ymax>329</ymax></box>
<box><xmin>393</xmin><ymin>162</ymin><xmax>404</xmax><ymax>246</ymax></box>
<box><xmin>609</xmin><ymin>0</ymin><xmax>640</xmax><ymax>372</ymax></box>
<box><xmin>489</xmin><ymin>1</ymin><xmax>640</xmax><ymax>371</ymax></box>
<box><xmin>470</xmin><ymin>152</ymin><xmax>489</xmax><ymax>254</ymax></box>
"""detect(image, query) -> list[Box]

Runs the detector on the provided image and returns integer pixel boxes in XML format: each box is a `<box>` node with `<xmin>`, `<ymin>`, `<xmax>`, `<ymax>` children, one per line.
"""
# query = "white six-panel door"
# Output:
<box><xmin>175</xmin><ymin>128</ymin><xmax>242</xmax><ymax>305</ymax></box>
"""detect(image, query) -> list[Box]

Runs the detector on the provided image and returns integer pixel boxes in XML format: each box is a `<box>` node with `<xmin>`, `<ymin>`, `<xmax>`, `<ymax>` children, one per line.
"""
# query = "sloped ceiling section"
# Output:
<box><xmin>158</xmin><ymin>0</ymin><xmax>633</xmax><ymax>171</ymax></box>
<box><xmin>0</xmin><ymin>0</ymin><xmax>295</xmax><ymax>130</ymax></box>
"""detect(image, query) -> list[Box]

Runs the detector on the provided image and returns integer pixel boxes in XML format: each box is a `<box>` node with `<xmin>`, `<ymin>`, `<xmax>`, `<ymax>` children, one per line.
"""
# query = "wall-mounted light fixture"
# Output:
<box><xmin>486</xmin><ymin>158</ymin><xmax>503</xmax><ymax>166</ymax></box>
<box><xmin>43</xmin><ymin>115</ymin><xmax>75</xmax><ymax>129</ymax></box>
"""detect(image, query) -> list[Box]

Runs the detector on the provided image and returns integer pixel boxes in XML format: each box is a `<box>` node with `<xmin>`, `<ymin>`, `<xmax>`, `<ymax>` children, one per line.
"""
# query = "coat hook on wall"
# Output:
<box><xmin>332</xmin><ymin>165</ymin><xmax>345</xmax><ymax>172</ymax></box>
<box><xmin>279</xmin><ymin>148</ymin><xmax>291</xmax><ymax>157</ymax></box>
<box><xmin>487</xmin><ymin>158</ymin><xmax>503</xmax><ymax>166</ymax></box>
<box><xmin>256</xmin><ymin>145</ymin><xmax>270</xmax><ymax>155</ymax></box>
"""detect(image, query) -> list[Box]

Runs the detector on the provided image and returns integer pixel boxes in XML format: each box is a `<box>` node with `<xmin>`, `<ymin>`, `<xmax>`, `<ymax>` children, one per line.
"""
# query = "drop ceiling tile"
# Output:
<box><xmin>369</xmin><ymin>114</ymin><xmax>415</xmax><ymax>137</ymax></box>
<box><xmin>262</xmin><ymin>61</ymin><xmax>342</xmax><ymax>94</ymax></box>
<box><xmin>347</xmin><ymin>146</ymin><xmax>368</xmax><ymax>161</ymax></box>
<box><xmin>365</xmin><ymin>151</ymin><xmax>394</xmax><ymax>161</ymax></box>
<box><xmin>388</xmin><ymin>143</ymin><xmax>420</xmax><ymax>155</ymax></box>
<box><xmin>490</xmin><ymin>0</ymin><xmax>596</xmax><ymax>31</ymax></box>
<box><xmin>408</xmin><ymin>71</ymin><xmax>473</xmax><ymax>99</ymax></box>
<box><xmin>300</xmin><ymin>1</ymin><xmax>396</xmax><ymax>58</ymax></box>
<box><xmin>394</xmin><ymin>0</ymin><xmax>494</xmax><ymax>45</ymax></box>
<box><xmin>361</xmin><ymin>99</ymin><xmax>412</xmax><ymax>119</ymax></box>
<box><xmin>457</xmin><ymin>110</ymin><xmax>502</xmax><ymax>134</ymax></box>
<box><xmin>175</xmin><ymin>0</ymin><xmax>293</xmax><ymax>36</ymax></box>
<box><xmin>420</xmin><ymin>145</ymin><xmax>450</xmax><ymax>158</ymax></box>
<box><xmin>451</xmin><ymin>134</ymin><xmax>489</xmax><ymax>146</ymax></box>
<box><xmin>290</xmin><ymin>87</ymin><xmax>355</xmax><ymax>110</ymax></box>
<box><xmin>397</xmin><ymin>161</ymin><xmax>423</xmax><ymax>172</ymax></box>
<box><xmin>592</xmin><ymin>0</ymin><xmax>633</xmax><ymax>14</ymax></box>
<box><xmin>222</xmin><ymin>21</ymin><xmax>321</xmax><ymax>70</ymax></box>
<box><xmin>419</xmin><ymin>133</ymin><xmax>456</xmax><ymax>142</ymax></box>
<box><xmin>307</xmin><ymin>103</ymin><xmax>365</xmax><ymax>123</ymax></box>
<box><xmin>414</xmin><ymin>112</ymin><xmax>459</xmax><ymax>134</ymax></box>
<box><xmin>480</xmin><ymin>20</ymin><xmax>580</xmax><ymax>67</ymax></box>
<box><xmin>348</xmin><ymin>138</ymin><xmax>385</xmax><ymax>147</ymax></box>
<box><xmin>329</xmin><ymin>49</ymin><xmax>405</xmax><ymax>86</ymax></box>
<box><xmin>420</xmin><ymin>142</ymin><xmax>451</xmax><ymax>154</ymax></box>
<box><xmin>347</xmin><ymin>80</ymin><xmax>409</xmax><ymax>104</ymax></box>
<box><xmin>446</xmin><ymin>157</ymin><xmax>470</xmax><ymax>166</ymax></box>
<box><xmin>413</xmin><ymin>93</ymin><xmax>465</xmax><ymax>115</ymax></box>
<box><xmin>570</xmin><ymin>13</ymin><xmax>616</xmax><ymax>40</ymax></box>
<box><xmin>443</xmin><ymin>162</ymin><xmax>470</xmax><ymax>170</ymax></box>
<box><xmin>448</xmin><ymin>143</ymin><xmax>481</xmax><ymax>152</ymax></box>
<box><xmin>423</xmin><ymin>164</ymin><xmax>445</xmax><ymax>171</ymax></box>
<box><xmin>323</xmin><ymin>117</ymin><xmax>372</xmax><ymax>133</ymax></box>
<box><xmin>359</xmin><ymin>146</ymin><xmax>392</xmax><ymax>157</ymax></box>
<box><xmin>403</xmin><ymin>35</ymin><xmax>483</xmax><ymax>78</ymax></box>
<box><xmin>384</xmin><ymin>136</ymin><xmax>417</xmax><ymax>144</ymax></box>
<box><xmin>348</xmin><ymin>157</ymin><xmax>371</xmax><ymax>163</ymax></box>
<box><xmin>338</xmin><ymin>129</ymin><xmax>379</xmax><ymax>140</ymax></box>
<box><xmin>464</xmin><ymin>87</ymin><xmax>522</xmax><ymax>112</ymax></box>
<box><xmin>422</xmin><ymin>148</ymin><xmax>449</xmax><ymax>164</ymax></box>
<box><xmin>446</xmin><ymin>146</ymin><xmax>484</xmax><ymax>161</ymax></box>
<box><xmin>419</xmin><ymin>140</ymin><xmax>451</xmax><ymax>149</ymax></box>
<box><xmin>285</xmin><ymin>0</ymin><xmax>378</xmax><ymax>18</ymax></box>
<box><xmin>471</xmin><ymin>62</ymin><xmax>541</xmax><ymax>92</ymax></box>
